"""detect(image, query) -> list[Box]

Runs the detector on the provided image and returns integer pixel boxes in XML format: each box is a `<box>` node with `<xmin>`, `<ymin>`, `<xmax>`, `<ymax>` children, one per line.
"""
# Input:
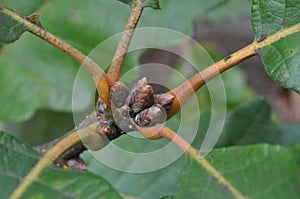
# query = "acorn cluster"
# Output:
<box><xmin>95</xmin><ymin>77</ymin><xmax>174</xmax><ymax>140</ymax></box>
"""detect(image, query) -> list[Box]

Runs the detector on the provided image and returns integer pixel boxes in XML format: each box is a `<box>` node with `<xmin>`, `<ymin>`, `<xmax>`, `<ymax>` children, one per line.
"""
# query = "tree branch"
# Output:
<box><xmin>166</xmin><ymin>22</ymin><xmax>300</xmax><ymax>118</ymax></box>
<box><xmin>107</xmin><ymin>0</ymin><xmax>144</xmax><ymax>83</ymax></box>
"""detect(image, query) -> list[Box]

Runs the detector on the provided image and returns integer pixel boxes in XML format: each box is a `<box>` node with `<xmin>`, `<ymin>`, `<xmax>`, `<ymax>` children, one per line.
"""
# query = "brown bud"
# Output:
<box><xmin>110</xmin><ymin>81</ymin><xmax>129</xmax><ymax>108</ymax></box>
<box><xmin>127</xmin><ymin>77</ymin><xmax>154</xmax><ymax>116</ymax></box>
<box><xmin>96</xmin><ymin>120</ymin><xmax>122</xmax><ymax>140</ymax></box>
<box><xmin>154</xmin><ymin>94</ymin><xmax>174</xmax><ymax>110</ymax></box>
<box><xmin>135</xmin><ymin>105</ymin><xmax>166</xmax><ymax>127</ymax></box>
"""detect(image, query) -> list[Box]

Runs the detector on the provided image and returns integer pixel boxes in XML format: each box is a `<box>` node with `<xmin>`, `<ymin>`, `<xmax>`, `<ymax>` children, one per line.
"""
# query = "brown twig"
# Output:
<box><xmin>137</xmin><ymin>125</ymin><xmax>247</xmax><ymax>199</ymax></box>
<box><xmin>166</xmin><ymin>43</ymin><xmax>255</xmax><ymax>118</ymax></box>
<box><xmin>166</xmin><ymin>21</ymin><xmax>300</xmax><ymax>118</ymax></box>
<box><xmin>107</xmin><ymin>0</ymin><xmax>144</xmax><ymax>83</ymax></box>
<box><xmin>0</xmin><ymin>5</ymin><xmax>110</xmax><ymax>103</ymax></box>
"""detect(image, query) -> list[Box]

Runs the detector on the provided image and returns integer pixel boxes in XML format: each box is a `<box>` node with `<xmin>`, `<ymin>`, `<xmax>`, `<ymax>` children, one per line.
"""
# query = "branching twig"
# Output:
<box><xmin>107</xmin><ymin>0</ymin><xmax>144</xmax><ymax>83</ymax></box>
<box><xmin>137</xmin><ymin>125</ymin><xmax>247</xmax><ymax>199</ymax></box>
<box><xmin>0</xmin><ymin>5</ymin><xmax>110</xmax><ymax>103</ymax></box>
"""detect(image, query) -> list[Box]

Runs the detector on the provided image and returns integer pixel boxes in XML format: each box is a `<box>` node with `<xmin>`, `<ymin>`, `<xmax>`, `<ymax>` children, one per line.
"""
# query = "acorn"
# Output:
<box><xmin>110</xmin><ymin>81</ymin><xmax>129</xmax><ymax>108</ymax></box>
<box><xmin>135</xmin><ymin>105</ymin><xmax>166</xmax><ymax>127</ymax></box>
<box><xmin>154</xmin><ymin>94</ymin><xmax>174</xmax><ymax>110</ymax></box>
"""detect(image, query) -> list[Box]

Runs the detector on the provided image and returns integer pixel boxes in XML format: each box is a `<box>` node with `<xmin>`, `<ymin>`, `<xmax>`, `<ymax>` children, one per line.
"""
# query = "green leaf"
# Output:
<box><xmin>83</xmin><ymin>136</ymin><xmax>185</xmax><ymax>199</ymax></box>
<box><xmin>177</xmin><ymin>144</ymin><xmax>300</xmax><ymax>198</ymax></box>
<box><xmin>201</xmin><ymin>0</ymin><xmax>251</xmax><ymax>24</ymax></box>
<box><xmin>0</xmin><ymin>132</ymin><xmax>121</xmax><ymax>199</ymax></box>
<box><xmin>193</xmin><ymin>97</ymin><xmax>300</xmax><ymax>148</ymax></box>
<box><xmin>0</xmin><ymin>0</ymin><xmax>46</xmax><ymax>43</ymax></box>
<box><xmin>118</xmin><ymin>0</ymin><xmax>160</xmax><ymax>9</ymax></box>
<box><xmin>0</xmin><ymin>0</ymin><xmax>46</xmax><ymax>15</ymax></box>
<box><xmin>1</xmin><ymin>110</ymin><xmax>74</xmax><ymax>146</ymax></box>
<box><xmin>0</xmin><ymin>7</ymin><xmax>28</xmax><ymax>43</ymax></box>
<box><xmin>251</xmin><ymin>0</ymin><xmax>300</xmax><ymax>93</ymax></box>
<box><xmin>219</xmin><ymin>97</ymin><xmax>300</xmax><ymax>146</ymax></box>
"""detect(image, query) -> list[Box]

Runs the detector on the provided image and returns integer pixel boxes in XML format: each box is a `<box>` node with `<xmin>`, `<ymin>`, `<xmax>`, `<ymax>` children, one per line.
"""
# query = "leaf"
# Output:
<box><xmin>0</xmin><ymin>7</ymin><xmax>28</xmax><ymax>43</ymax></box>
<box><xmin>83</xmin><ymin>135</ymin><xmax>185</xmax><ymax>199</ymax></box>
<box><xmin>0</xmin><ymin>0</ymin><xmax>46</xmax><ymax>43</ymax></box>
<box><xmin>0</xmin><ymin>0</ymin><xmax>46</xmax><ymax>15</ymax></box>
<box><xmin>251</xmin><ymin>0</ymin><xmax>300</xmax><ymax>93</ymax></box>
<box><xmin>0</xmin><ymin>132</ymin><xmax>122</xmax><ymax>199</ymax></box>
<box><xmin>192</xmin><ymin>97</ymin><xmax>300</xmax><ymax>148</ymax></box>
<box><xmin>176</xmin><ymin>144</ymin><xmax>300</xmax><ymax>198</ymax></box>
<box><xmin>201</xmin><ymin>0</ymin><xmax>251</xmax><ymax>24</ymax></box>
<box><xmin>1</xmin><ymin>110</ymin><xmax>74</xmax><ymax>146</ymax></box>
<box><xmin>217</xmin><ymin>97</ymin><xmax>300</xmax><ymax>146</ymax></box>
<box><xmin>118</xmin><ymin>0</ymin><xmax>160</xmax><ymax>9</ymax></box>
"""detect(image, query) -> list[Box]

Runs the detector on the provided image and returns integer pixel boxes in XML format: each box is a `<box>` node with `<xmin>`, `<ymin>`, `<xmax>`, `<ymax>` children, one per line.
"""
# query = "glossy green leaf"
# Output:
<box><xmin>0</xmin><ymin>132</ymin><xmax>121</xmax><ymax>199</ymax></box>
<box><xmin>251</xmin><ymin>0</ymin><xmax>300</xmax><ymax>92</ymax></box>
<box><xmin>118</xmin><ymin>0</ymin><xmax>160</xmax><ymax>9</ymax></box>
<box><xmin>177</xmin><ymin>144</ymin><xmax>300</xmax><ymax>198</ymax></box>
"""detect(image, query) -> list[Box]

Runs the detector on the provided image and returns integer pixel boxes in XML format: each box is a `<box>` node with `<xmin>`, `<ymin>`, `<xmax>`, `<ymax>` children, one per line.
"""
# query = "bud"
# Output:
<box><xmin>96</xmin><ymin>120</ymin><xmax>122</xmax><ymax>140</ymax></box>
<box><xmin>154</xmin><ymin>94</ymin><xmax>174</xmax><ymax>110</ymax></box>
<box><xmin>110</xmin><ymin>81</ymin><xmax>129</xmax><ymax>108</ymax></box>
<box><xmin>127</xmin><ymin>77</ymin><xmax>154</xmax><ymax>116</ymax></box>
<box><xmin>135</xmin><ymin>105</ymin><xmax>166</xmax><ymax>127</ymax></box>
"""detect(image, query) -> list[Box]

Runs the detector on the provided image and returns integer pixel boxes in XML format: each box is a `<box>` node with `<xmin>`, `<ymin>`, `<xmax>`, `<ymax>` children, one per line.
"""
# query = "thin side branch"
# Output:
<box><xmin>107</xmin><ymin>0</ymin><xmax>144</xmax><ymax>83</ymax></box>
<box><xmin>137</xmin><ymin>125</ymin><xmax>247</xmax><ymax>199</ymax></box>
<box><xmin>0</xmin><ymin>5</ymin><xmax>110</xmax><ymax>103</ymax></box>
